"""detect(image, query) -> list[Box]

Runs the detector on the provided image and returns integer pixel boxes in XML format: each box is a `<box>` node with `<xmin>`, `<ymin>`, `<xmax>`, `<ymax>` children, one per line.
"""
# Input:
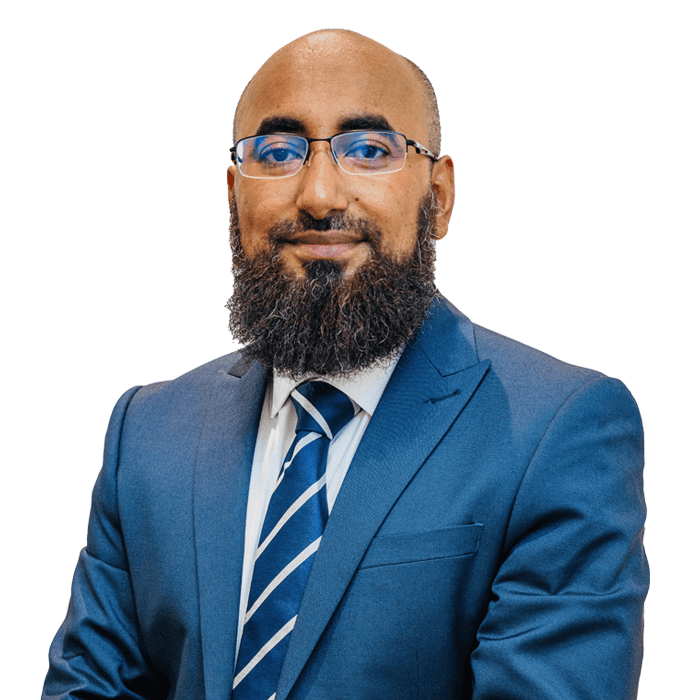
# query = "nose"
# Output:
<box><xmin>294</xmin><ymin>143</ymin><xmax>349</xmax><ymax>220</ymax></box>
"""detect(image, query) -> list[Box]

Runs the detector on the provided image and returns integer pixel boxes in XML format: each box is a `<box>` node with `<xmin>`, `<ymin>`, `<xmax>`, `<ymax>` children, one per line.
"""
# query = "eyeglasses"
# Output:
<box><xmin>230</xmin><ymin>130</ymin><xmax>437</xmax><ymax>179</ymax></box>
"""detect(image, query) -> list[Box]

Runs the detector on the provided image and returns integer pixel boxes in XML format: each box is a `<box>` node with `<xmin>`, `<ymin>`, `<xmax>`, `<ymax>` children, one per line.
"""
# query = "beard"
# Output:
<box><xmin>226</xmin><ymin>193</ymin><xmax>440</xmax><ymax>378</ymax></box>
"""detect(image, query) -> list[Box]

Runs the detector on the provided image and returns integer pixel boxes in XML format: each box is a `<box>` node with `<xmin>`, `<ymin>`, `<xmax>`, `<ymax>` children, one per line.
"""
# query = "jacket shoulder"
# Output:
<box><xmin>473</xmin><ymin>324</ymin><xmax>603</xmax><ymax>385</ymax></box>
<box><xmin>470</xmin><ymin>322</ymin><xmax>641</xmax><ymax>440</ymax></box>
<box><xmin>106</xmin><ymin>350</ymin><xmax>266</xmax><ymax>449</ymax></box>
<box><xmin>125</xmin><ymin>350</ymin><xmax>245</xmax><ymax>409</ymax></box>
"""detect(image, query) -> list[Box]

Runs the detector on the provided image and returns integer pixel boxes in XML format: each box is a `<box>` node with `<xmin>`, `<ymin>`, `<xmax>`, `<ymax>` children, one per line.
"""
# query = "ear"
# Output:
<box><xmin>430</xmin><ymin>155</ymin><xmax>455</xmax><ymax>240</ymax></box>
<box><xmin>227</xmin><ymin>165</ymin><xmax>236</xmax><ymax>204</ymax></box>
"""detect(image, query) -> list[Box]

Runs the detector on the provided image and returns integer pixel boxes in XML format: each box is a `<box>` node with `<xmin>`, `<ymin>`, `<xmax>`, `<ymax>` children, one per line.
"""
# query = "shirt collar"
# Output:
<box><xmin>269</xmin><ymin>353</ymin><xmax>401</xmax><ymax>420</ymax></box>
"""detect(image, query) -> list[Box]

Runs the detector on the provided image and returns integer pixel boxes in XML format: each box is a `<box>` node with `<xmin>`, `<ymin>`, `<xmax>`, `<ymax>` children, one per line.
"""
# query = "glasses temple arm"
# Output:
<box><xmin>406</xmin><ymin>139</ymin><xmax>438</xmax><ymax>161</ymax></box>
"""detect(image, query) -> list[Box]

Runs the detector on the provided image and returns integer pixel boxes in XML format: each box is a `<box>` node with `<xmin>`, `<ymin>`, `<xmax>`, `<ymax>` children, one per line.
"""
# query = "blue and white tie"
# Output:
<box><xmin>233</xmin><ymin>381</ymin><xmax>355</xmax><ymax>700</ymax></box>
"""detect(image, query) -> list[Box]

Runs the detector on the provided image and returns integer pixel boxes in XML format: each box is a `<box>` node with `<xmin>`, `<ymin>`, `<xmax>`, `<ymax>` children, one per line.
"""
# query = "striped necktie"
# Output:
<box><xmin>233</xmin><ymin>380</ymin><xmax>355</xmax><ymax>700</ymax></box>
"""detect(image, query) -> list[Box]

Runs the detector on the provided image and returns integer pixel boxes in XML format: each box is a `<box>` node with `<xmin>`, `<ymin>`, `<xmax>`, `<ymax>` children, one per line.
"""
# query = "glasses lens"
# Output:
<box><xmin>333</xmin><ymin>131</ymin><xmax>406</xmax><ymax>174</ymax></box>
<box><xmin>236</xmin><ymin>135</ymin><xmax>308</xmax><ymax>178</ymax></box>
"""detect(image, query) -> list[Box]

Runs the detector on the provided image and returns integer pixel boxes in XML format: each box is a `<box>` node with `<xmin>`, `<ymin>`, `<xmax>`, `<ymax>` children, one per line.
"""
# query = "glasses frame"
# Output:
<box><xmin>229</xmin><ymin>130</ymin><xmax>438</xmax><ymax>179</ymax></box>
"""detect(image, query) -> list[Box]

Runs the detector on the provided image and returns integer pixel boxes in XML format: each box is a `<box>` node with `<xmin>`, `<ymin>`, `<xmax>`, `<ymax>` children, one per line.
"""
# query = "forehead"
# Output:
<box><xmin>237</xmin><ymin>38</ymin><xmax>429</xmax><ymax>142</ymax></box>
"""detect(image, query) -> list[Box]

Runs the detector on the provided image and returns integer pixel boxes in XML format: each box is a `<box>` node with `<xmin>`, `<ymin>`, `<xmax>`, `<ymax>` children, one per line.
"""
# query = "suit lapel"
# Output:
<box><xmin>275</xmin><ymin>298</ymin><xmax>491</xmax><ymax>700</ymax></box>
<box><xmin>194</xmin><ymin>358</ymin><xmax>268</xmax><ymax>700</ymax></box>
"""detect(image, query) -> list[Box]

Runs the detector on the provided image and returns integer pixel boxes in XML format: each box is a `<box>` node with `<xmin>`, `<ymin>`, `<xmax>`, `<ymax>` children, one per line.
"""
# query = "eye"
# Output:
<box><xmin>336</xmin><ymin>132</ymin><xmax>403</xmax><ymax>173</ymax></box>
<box><xmin>344</xmin><ymin>139</ymin><xmax>390</xmax><ymax>162</ymax></box>
<box><xmin>258</xmin><ymin>140</ymin><xmax>305</xmax><ymax>165</ymax></box>
<box><xmin>250</xmin><ymin>135</ymin><xmax>307</xmax><ymax>170</ymax></box>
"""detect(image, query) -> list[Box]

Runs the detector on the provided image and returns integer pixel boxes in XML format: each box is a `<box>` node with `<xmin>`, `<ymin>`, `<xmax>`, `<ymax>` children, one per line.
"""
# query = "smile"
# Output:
<box><xmin>283</xmin><ymin>231</ymin><xmax>368</xmax><ymax>261</ymax></box>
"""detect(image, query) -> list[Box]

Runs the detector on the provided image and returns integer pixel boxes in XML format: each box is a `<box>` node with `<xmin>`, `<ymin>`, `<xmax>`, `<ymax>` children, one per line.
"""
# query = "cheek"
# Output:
<box><xmin>346</xmin><ymin>178</ymin><xmax>423</xmax><ymax>257</ymax></box>
<box><xmin>235</xmin><ymin>186</ymin><xmax>289</xmax><ymax>255</ymax></box>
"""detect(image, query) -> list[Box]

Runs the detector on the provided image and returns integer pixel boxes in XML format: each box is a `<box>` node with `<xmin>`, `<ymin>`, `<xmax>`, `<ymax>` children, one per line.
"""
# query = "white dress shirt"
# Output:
<box><xmin>235</xmin><ymin>357</ymin><xmax>400</xmax><ymax>658</ymax></box>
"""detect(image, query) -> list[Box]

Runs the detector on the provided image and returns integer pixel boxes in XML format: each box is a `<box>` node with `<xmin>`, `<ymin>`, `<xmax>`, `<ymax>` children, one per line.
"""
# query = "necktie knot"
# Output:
<box><xmin>291</xmin><ymin>381</ymin><xmax>355</xmax><ymax>439</ymax></box>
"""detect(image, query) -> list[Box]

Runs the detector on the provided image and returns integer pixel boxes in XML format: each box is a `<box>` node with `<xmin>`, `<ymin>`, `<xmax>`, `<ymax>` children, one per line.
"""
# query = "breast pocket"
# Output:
<box><xmin>358</xmin><ymin>523</ymin><xmax>483</xmax><ymax>569</ymax></box>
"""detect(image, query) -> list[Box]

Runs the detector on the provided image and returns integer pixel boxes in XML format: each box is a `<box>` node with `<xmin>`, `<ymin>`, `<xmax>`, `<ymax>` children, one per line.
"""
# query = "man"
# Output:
<box><xmin>44</xmin><ymin>29</ymin><xmax>648</xmax><ymax>700</ymax></box>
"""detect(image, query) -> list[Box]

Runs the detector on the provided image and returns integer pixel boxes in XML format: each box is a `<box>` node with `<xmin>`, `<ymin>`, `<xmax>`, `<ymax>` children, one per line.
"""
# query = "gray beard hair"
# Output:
<box><xmin>226</xmin><ymin>192</ymin><xmax>440</xmax><ymax>378</ymax></box>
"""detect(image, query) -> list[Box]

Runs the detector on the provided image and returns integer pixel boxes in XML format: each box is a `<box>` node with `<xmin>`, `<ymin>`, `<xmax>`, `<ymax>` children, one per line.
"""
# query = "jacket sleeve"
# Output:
<box><xmin>43</xmin><ymin>386</ymin><xmax>164</xmax><ymax>700</ymax></box>
<box><xmin>471</xmin><ymin>376</ymin><xmax>649</xmax><ymax>700</ymax></box>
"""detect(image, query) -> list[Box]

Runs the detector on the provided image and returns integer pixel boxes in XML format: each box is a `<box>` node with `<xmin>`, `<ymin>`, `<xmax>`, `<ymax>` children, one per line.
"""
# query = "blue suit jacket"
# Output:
<box><xmin>44</xmin><ymin>298</ymin><xmax>648</xmax><ymax>699</ymax></box>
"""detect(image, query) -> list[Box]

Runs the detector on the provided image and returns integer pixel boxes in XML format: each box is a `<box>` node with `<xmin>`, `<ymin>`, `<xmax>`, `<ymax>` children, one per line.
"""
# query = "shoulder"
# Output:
<box><xmin>125</xmin><ymin>350</ymin><xmax>245</xmax><ymax>410</ymax></box>
<box><xmin>106</xmin><ymin>350</ymin><xmax>264</xmax><ymax>440</ymax></box>
<box><xmin>423</xmin><ymin>296</ymin><xmax>603</xmax><ymax>388</ymax></box>
<box><xmin>423</xmin><ymin>297</ymin><xmax>641</xmax><ymax>434</ymax></box>
<box><xmin>134</xmin><ymin>350</ymin><xmax>243</xmax><ymax>396</ymax></box>
<box><xmin>97</xmin><ymin>350</ymin><xmax>267</xmax><ymax>489</ymax></box>
<box><xmin>473</xmin><ymin>322</ymin><xmax>603</xmax><ymax>393</ymax></box>
<box><xmin>477</xmin><ymin>320</ymin><xmax>640</xmax><ymax>431</ymax></box>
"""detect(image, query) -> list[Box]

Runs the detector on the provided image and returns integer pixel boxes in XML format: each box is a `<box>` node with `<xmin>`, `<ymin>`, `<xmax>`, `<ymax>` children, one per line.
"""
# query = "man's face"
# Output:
<box><xmin>228</xmin><ymin>34</ymin><xmax>453</xmax><ymax>278</ymax></box>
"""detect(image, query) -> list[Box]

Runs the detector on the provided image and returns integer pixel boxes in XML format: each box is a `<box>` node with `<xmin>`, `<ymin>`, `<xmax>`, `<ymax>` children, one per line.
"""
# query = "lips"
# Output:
<box><xmin>282</xmin><ymin>231</ymin><xmax>368</xmax><ymax>261</ymax></box>
<box><xmin>284</xmin><ymin>231</ymin><xmax>366</xmax><ymax>246</ymax></box>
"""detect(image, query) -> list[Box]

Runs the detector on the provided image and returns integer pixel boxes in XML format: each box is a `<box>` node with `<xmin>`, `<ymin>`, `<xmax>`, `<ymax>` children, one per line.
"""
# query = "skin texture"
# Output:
<box><xmin>227</xmin><ymin>29</ymin><xmax>455</xmax><ymax>278</ymax></box>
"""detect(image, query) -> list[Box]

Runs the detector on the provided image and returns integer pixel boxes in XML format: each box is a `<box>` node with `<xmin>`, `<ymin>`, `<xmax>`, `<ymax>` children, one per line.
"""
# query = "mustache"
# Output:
<box><xmin>267</xmin><ymin>211</ymin><xmax>382</xmax><ymax>248</ymax></box>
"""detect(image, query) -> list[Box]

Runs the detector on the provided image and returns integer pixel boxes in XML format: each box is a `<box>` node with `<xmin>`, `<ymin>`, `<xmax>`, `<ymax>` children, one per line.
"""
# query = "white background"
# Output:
<box><xmin>2</xmin><ymin>1</ymin><xmax>697</xmax><ymax>696</ymax></box>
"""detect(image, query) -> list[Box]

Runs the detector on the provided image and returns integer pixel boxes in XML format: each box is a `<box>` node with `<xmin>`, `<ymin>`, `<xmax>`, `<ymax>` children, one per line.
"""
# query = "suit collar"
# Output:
<box><xmin>414</xmin><ymin>296</ymin><xmax>480</xmax><ymax>375</ymax></box>
<box><xmin>227</xmin><ymin>352</ymin><xmax>258</xmax><ymax>379</ymax></box>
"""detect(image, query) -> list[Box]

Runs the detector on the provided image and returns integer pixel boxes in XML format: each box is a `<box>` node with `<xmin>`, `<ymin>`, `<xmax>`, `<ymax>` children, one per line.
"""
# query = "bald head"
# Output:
<box><xmin>233</xmin><ymin>29</ymin><xmax>441</xmax><ymax>155</ymax></box>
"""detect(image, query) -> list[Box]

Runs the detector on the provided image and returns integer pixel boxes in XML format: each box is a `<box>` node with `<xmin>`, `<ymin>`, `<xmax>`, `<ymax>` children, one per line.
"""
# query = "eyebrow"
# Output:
<box><xmin>252</xmin><ymin>112</ymin><xmax>396</xmax><ymax>139</ymax></box>
<box><xmin>337</xmin><ymin>113</ymin><xmax>394</xmax><ymax>133</ymax></box>
<box><xmin>255</xmin><ymin>116</ymin><xmax>307</xmax><ymax>137</ymax></box>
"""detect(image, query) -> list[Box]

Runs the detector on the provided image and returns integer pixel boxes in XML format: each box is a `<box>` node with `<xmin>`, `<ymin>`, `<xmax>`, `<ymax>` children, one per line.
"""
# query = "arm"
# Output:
<box><xmin>471</xmin><ymin>376</ymin><xmax>648</xmax><ymax>699</ymax></box>
<box><xmin>43</xmin><ymin>386</ymin><xmax>164</xmax><ymax>700</ymax></box>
